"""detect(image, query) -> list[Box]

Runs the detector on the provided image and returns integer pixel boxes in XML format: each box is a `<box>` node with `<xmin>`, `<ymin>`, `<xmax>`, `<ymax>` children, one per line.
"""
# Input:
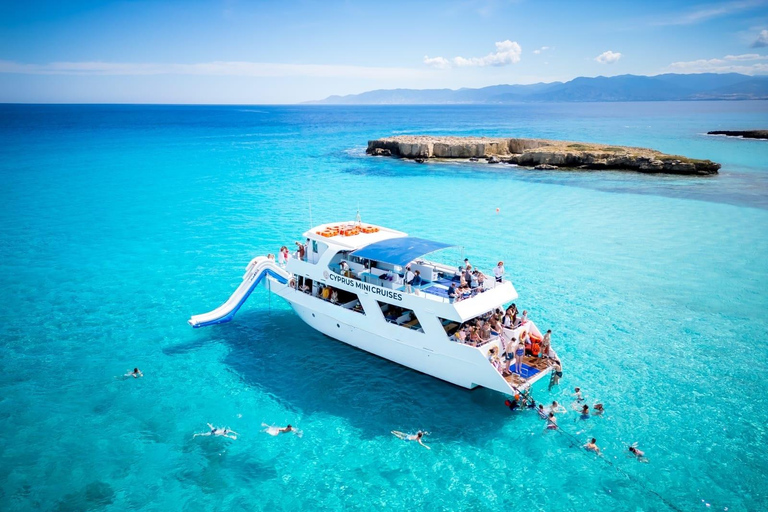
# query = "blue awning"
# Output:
<box><xmin>350</xmin><ymin>236</ymin><xmax>455</xmax><ymax>267</ymax></box>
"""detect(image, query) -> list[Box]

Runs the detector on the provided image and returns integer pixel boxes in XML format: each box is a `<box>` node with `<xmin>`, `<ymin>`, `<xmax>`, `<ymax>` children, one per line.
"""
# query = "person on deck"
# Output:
<box><xmin>295</xmin><ymin>241</ymin><xmax>306</xmax><ymax>261</ymax></box>
<box><xmin>447</xmin><ymin>283</ymin><xmax>457</xmax><ymax>303</ymax></box>
<box><xmin>493</xmin><ymin>261</ymin><xmax>504</xmax><ymax>283</ymax></box>
<box><xmin>411</xmin><ymin>270</ymin><xmax>424</xmax><ymax>288</ymax></box>
<box><xmin>404</xmin><ymin>266</ymin><xmax>415</xmax><ymax>293</ymax></box>
<box><xmin>540</xmin><ymin>329</ymin><xmax>552</xmax><ymax>358</ymax></box>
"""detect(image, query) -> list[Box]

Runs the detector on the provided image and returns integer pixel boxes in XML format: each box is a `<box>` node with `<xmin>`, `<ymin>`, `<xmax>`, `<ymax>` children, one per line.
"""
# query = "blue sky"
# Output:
<box><xmin>0</xmin><ymin>0</ymin><xmax>767</xmax><ymax>103</ymax></box>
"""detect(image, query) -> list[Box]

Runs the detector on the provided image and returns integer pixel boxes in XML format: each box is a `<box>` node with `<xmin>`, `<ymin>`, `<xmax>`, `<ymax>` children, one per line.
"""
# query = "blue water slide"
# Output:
<box><xmin>189</xmin><ymin>259</ymin><xmax>289</xmax><ymax>328</ymax></box>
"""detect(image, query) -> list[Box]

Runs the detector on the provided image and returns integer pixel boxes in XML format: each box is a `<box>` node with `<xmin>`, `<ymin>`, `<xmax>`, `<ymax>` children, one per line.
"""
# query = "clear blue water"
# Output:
<box><xmin>1</xmin><ymin>102</ymin><xmax>767</xmax><ymax>511</ymax></box>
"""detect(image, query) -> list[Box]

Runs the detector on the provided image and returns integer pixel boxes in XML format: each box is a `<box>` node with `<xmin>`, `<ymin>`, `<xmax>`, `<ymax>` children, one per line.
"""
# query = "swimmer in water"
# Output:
<box><xmin>584</xmin><ymin>438</ymin><xmax>600</xmax><ymax>454</ymax></box>
<box><xmin>573</xmin><ymin>387</ymin><xmax>584</xmax><ymax>403</ymax></box>
<box><xmin>545</xmin><ymin>412</ymin><xmax>558</xmax><ymax>430</ymax></box>
<box><xmin>194</xmin><ymin>423</ymin><xmax>238</xmax><ymax>440</ymax></box>
<box><xmin>125</xmin><ymin>368</ymin><xmax>143</xmax><ymax>378</ymax></box>
<box><xmin>262</xmin><ymin>423</ymin><xmax>301</xmax><ymax>437</ymax></box>
<box><xmin>392</xmin><ymin>430</ymin><xmax>430</xmax><ymax>450</ymax></box>
<box><xmin>505</xmin><ymin>399</ymin><xmax>520</xmax><ymax>411</ymax></box>
<box><xmin>549</xmin><ymin>401</ymin><xmax>566</xmax><ymax>414</ymax></box>
<box><xmin>537</xmin><ymin>404</ymin><xmax>548</xmax><ymax>419</ymax></box>
<box><xmin>592</xmin><ymin>403</ymin><xmax>605</xmax><ymax>415</ymax></box>
<box><xmin>580</xmin><ymin>405</ymin><xmax>590</xmax><ymax>419</ymax></box>
<box><xmin>628</xmin><ymin>444</ymin><xmax>648</xmax><ymax>462</ymax></box>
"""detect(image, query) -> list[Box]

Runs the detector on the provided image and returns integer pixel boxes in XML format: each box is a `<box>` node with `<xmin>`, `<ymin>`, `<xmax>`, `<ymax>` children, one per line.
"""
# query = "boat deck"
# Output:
<box><xmin>503</xmin><ymin>356</ymin><xmax>556</xmax><ymax>388</ymax></box>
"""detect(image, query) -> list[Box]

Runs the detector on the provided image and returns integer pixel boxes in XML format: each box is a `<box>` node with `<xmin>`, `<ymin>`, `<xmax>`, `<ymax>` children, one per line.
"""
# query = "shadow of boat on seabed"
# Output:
<box><xmin>170</xmin><ymin>308</ymin><xmax>520</xmax><ymax>446</ymax></box>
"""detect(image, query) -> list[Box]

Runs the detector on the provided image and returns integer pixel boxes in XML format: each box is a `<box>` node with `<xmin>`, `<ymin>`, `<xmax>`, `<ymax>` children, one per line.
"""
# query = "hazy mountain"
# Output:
<box><xmin>305</xmin><ymin>73</ymin><xmax>768</xmax><ymax>104</ymax></box>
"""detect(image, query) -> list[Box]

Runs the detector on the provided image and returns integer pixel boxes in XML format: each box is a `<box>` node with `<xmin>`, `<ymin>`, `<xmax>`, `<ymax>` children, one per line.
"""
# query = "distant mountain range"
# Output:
<box><xmin>305</xmin><ymin>73</ymin><xmax>768</xmax><ymax>104</ymax></box>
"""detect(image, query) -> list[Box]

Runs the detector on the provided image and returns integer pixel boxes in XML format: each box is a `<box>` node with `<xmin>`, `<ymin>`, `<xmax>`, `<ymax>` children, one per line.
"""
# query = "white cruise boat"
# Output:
<box><xmin>189</xmin><ymin>221</ymin><xmax>560</xmax><ymax>395</ymax></box>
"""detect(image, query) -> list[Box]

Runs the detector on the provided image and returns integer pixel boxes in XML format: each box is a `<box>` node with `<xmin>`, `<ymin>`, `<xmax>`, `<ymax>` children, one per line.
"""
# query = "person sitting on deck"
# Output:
<box><xmin>339</xmin><ymin>260</ymin><xmax>350</xmax><ymax>276</ymax></box>
<box><xmin>330</xmin><ymin>289</ymin><xmax>339</xmax><ymax>304</ymax></box>
<box><xmin>469</xmin><ymin>327</ymin><xmax>481</xmax><ymax>346</ymax></box>
<box><xmin>480</xmin><ymin>322</ymin><xmax>491</xmax><ymax>341</ymax></box>
<box><xmin>453</xmin><ymin>327</ymin><xmax>466</xmax><ymax>343</ymax></box>
<box><xmin>447</xmin><ymin>283</ymin><xmax>457</xmax><ymax>303</ymax></box>
<box><xmin>489</xmin><ymin>316</ymin><xmax>502</xmax><ymax>336</ymax></box>
<box><xmin>518</xmin><ymin>310</ymin><xmax>529</xmax><ymax>326</ymax></box>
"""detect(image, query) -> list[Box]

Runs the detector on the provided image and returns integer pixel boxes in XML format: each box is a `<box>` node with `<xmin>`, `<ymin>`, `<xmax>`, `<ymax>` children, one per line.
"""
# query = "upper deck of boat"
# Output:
<box><xmin>303</xmin><ymin>222</ymin><xmax>407</xmax><ymax>251</ymax></box>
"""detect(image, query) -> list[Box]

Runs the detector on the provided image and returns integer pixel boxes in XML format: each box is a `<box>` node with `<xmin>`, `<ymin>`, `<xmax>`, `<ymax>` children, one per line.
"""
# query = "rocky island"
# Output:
<box><xmin>367</xmin><ymin>136</ymin><xmax>720</xmax><ymax>175</ymax></box>
<box><xmin>707</xmin><ymin>130</ymin><xmax>768</xmax><ymax>140</ymax></box>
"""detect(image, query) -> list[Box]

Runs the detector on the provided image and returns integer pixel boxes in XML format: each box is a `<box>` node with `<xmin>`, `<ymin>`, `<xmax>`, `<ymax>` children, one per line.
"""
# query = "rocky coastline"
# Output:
<box><xmin>366</xmin><ymin>136</ymin><xmax>720</xmax><ymax>175</ymax></box>
<box><xmin>707</xmin><ymin>130</ymin><xmax>768</xmax><ymax>140</ymax></box>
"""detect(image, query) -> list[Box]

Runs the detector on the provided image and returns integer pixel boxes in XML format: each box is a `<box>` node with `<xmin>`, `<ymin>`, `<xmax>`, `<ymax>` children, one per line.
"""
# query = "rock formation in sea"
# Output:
<box><xmin>366</xmin><ymin>136</ymin><xmax>720</xmax><ymax>175</ymax></box>
<box><xmin>707</xmin><ymin>130</ymin><xmax>768</xmax><ymax>140</ymax></box>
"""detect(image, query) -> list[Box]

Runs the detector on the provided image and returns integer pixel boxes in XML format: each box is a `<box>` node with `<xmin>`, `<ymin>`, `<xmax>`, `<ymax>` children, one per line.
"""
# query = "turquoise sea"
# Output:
<box><xmin>1</xmin><ymin>102</ymin><xmax>767</xmax><ymax>511</ymax></box>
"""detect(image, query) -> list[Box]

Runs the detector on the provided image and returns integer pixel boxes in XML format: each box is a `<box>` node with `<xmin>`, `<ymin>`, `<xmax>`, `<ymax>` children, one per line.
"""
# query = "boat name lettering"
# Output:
<box><xmin>329</xmin><ymin>273</ymin><xmax>403</xmax><ymax>301</ymax></box>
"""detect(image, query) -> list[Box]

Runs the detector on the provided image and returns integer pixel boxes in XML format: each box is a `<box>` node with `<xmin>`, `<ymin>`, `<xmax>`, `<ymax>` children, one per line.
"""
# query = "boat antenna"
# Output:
<box><xmin>355</xmin><ymin>203</ymin><xmax>362</xmax><ymax>226</ymax></box>
<box><xmin>309</xmin><ymin>198</ymin><xmax>313</xmax><ymax>229</ymax></box>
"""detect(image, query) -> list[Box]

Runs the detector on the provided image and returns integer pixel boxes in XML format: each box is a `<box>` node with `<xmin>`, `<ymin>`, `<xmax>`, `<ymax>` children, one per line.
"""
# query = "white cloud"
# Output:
<box><xmin>666</xmin><ymin>53</ymin><xmax>768</xmax><ymax>74</ymax></box>
<box><xmin>423</xmin><ymin>40</ymin><xmax>522</xmax><ymax>69</ymax></box>
<box><xmin>533</xmin><ymin>46</ymin><xmax>550</xmax><ymax>55</ymax></box>
<box><xmin>656</xmin><ymin>0</ymin><xmax>767</xmax><ymax>26</ymax></box>
<box><xmin>423</xmin><ymin>56</ymin><xmax>451</xmax><ymax>69</ymax></box>
<box><xmin>0</xmin><ymin>60</ymin><xmax>428</xmax><ymax>80</ymax></box>
<box><xmin>752</xmin><ymin>29</ymin><xmax>768</xmax><ymax>47</ymax></box>
<box><xmin>595</xmin><ymin>51</ymin><xmax>622</xmax><ymax>64</ymax></box>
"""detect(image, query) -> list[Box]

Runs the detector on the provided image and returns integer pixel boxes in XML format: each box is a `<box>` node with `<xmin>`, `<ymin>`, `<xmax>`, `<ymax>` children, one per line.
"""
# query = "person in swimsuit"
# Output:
<box><xmin>125</xmin><ymin>368</ymin><xmax>143</xmax><ymax>378</ymax></box>
<box><xmin>574</xmin><ymin>387</ymin><xmax>584</xmax><ymax>403</ymax></box>
<box><xmin>592</xmin><ymin>403</ymin><xmax>605</xmax><ymax>415</ymax></box>
<box><xmin>392</xmin><ymin>430</ymin><xmax>430</xmax><ymax>450</ymax></box>
<box><xmin>194</xmin><ymin>423</ymin><xmax>238</xmax><ymax>439</ymax></box>
<box><xmin>585</xmin><ymin>438</ymin><xmax>600</xmax><ymax>454</ymax></box>
<box><xmin>537</xmin><ymin>404</ymin><xmax>548</xmax><ymax>419</ymax></box>
<box><xmin>549</xmin><ymin>401</ymin><xmax>566</xmax><ymax>414</ymax></box>
<box><xmin>505</xmin><ymin>399</ymin><xmax>520</xmax><ymax>411</ymax></box>
<box><xmin>580</xmin><ymin>405</ymin><xmax>590</xmax><ymax>420</ymax></box>
<box><xmin>628</xmin><ymin>445</ymin><xmax>648</xmax><ymax>462</ymax></box>
<box><xmin>546</xmin><ymin>412</ymin><xmax>558</xmax><ymax>430</ymax></box>
<box><xmin>515</xmin><ymin>338</ymin><xmax>525</xmax><ymax>374</ymax></box>
<box><xmin>262</xmin><ymin>423</ymin><xmax>300</xmax><ymax>436</ymax></box>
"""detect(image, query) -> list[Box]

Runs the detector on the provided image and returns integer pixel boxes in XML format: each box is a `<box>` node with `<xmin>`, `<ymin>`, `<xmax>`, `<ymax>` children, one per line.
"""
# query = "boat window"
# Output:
<box><xmin>438</xmin><ymin>317</ymin><xmax>461</xmax><ymax>337</ymax></box>
<box><xmin>315</xmin><ymin>284</ymin><xmax>365</xmax><ymax>314</ymax></box>
<box><xmin>377</xmin><ymin>301</ymin><xmax>422</xmax><ymax>332</ymax></box>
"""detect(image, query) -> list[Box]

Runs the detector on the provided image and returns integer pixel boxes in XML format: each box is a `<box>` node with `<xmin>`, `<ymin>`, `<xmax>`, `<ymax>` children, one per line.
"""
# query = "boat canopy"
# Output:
<box><xmin>350</xmin><ymin>236</ymin><xmax>455</xmax><ymax>267</ymax></box>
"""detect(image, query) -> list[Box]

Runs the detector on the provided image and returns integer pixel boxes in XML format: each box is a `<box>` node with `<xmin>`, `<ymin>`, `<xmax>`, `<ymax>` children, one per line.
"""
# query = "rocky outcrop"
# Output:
<box><xmin>366</xmin><ymin>135</ymin><xmax>720</xmax><ymax>175</ymax></box>
<box><xmin>708</xmin><ymin>130</ymin><xmax>768</xmax><ymax>140</ymax></box>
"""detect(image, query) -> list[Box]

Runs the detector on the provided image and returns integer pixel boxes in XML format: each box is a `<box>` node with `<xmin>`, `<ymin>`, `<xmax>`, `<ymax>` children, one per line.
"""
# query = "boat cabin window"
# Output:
<box><xmin>377</xmin><ymin>301</ymin><xmax>422</xmax><ymax>332</ymax></box>
<box><xmin>438</xmin><ymin>317</ymin><xmax>461</xmax><ymax>337</ymax></box>
<box><xmin>315</xmin><ymin>284</ymin><xmax>365</xmax><ymax>314</ymax></box>
<box><xmin>296</xmin><ymin>276</ymin><xmax>313</xmax><ymax>294</ymax></box>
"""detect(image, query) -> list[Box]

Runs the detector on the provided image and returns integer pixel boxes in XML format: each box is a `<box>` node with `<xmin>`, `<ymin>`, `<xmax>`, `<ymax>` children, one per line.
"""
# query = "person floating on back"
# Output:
<box><xmin>629</xmin><ymin>444</ymin><xmax>648</xmax><ymax>462</ymax></box>
<box><xmin>194</xmin><ymin>423</ymin><xmax>238</xmax><ymax>440</ymax></box>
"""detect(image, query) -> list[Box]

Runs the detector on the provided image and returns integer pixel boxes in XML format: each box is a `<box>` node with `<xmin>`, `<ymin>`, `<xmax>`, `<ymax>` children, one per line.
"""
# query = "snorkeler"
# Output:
<box><xmin>629</xmin><ymin>444</ymin><xmax>648</xmax><ymax>462</ymax></box>
<box><xmin>392</xmin><ymin>430</ymin><xmax>430</xmax><ymax>450</ymax></box>
<box><xmin>262</xmin><ymin>423</ymin><xmax>301</xmax><ymax>436</ymax></box>
<box><xmin>584</xmin><ymin>438</ymin><xmax>600</xmax><ymax>454</ymax></box>
<box><xmin>194</xmin><ymin>423</ymin><xmax>238</xmax><ymax>440</ymax></box>
<box><xmin>549</xmin><ymin>401</ymin><xmax>566</xmax><ymax>414</ymax></box>
<box><xmin>125</xmin><ymin>368</ymin><xmax>143</xmax><ymax>378</ymax></box>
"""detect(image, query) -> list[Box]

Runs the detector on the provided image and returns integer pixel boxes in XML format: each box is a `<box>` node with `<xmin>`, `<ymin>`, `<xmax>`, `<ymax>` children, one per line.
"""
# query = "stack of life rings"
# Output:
<box><xmin>315</xmin><ymin>225</ymin><xmax>380</xmax><ymax>238</ymax></box>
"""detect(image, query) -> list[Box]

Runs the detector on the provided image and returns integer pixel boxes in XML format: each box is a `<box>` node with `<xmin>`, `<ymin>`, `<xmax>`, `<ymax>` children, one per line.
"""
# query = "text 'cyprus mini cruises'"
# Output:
<box><xmin>189</xmin><ymin>221</ymin><xmax>561</xmax><ymax>395</ymax></box>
